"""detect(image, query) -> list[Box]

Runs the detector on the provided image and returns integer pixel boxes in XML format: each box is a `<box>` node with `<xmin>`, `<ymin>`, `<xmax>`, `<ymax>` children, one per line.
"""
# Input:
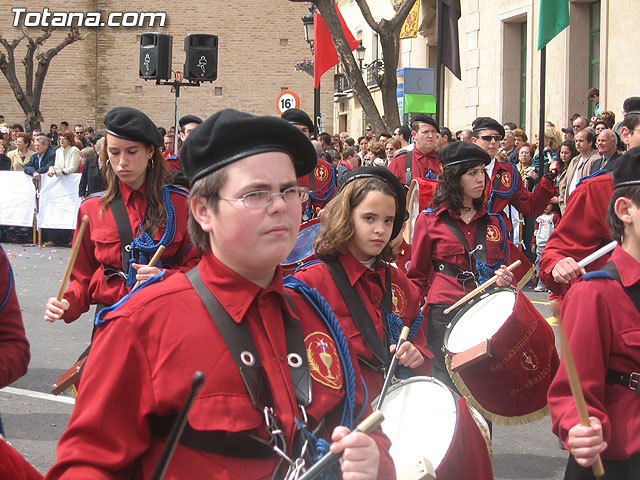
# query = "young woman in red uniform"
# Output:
<box><xmin>407</xmin><ymin>142</ymin><xmax>513</xmax><ymax>391</ymax></box>
<box><xmin>43</xmin><ymin>107</ymin><xmax>199</xmax><ymax>324</ymax></box>
<box><xmin>294</xmin><ymin>166</ymin><xmax>430</xmax><ymax>398</ymax></box>
<box><xmin>548</xmin><ymin>147</ymin><xmax>640</xmax><ymax>480</ymax></box>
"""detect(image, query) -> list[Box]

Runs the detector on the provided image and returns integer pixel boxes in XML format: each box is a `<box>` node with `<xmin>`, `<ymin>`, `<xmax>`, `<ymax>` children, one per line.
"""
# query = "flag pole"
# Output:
<box><xmin>435</xmin><ymin>0</ymin><xmax>443</xmax><ymax>125</ymax></box>
<box><xmin>539</xmin><ymin>46</ymin><xmax>546</xmax><ymax>171</ymax></box>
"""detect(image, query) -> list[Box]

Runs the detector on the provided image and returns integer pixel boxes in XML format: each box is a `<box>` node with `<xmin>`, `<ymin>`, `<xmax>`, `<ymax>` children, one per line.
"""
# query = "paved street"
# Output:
<box><xmin>1</xmin><ymin>243</ymin><xmax>569</xmax><ymax>478</ymax></box>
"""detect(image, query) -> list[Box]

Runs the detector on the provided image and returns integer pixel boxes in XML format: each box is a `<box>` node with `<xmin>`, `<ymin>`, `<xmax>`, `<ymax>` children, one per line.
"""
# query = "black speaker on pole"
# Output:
<box><xmin>183</xmin><ymin>34</ymin><xmax>218</xmax><ymax>82</ymax></box>
<box><xmin>139</xmin><ymin>32</ymin><xmax>173</xmax><ymax>80</ymax></box>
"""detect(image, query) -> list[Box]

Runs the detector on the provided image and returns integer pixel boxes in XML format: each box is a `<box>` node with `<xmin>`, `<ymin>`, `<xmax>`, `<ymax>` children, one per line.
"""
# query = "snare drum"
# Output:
<box><xmin>281</xmin><ymin>219</ymin><xmax>321</xmax><ymax>276</ymax></box>
<box><xmin>443</xmin><ymin>287</ymin><xmax>559</xmax><ymax>424</ymax></box>
<box><xmin>375</xmin><ymin>377</ymin><xmax>492</xmax><ymax>480</ymax></box>
<box><xmin>404</xmin><ymin>177</ymin><xmax>438</xmax><ymax>244</ymax></box>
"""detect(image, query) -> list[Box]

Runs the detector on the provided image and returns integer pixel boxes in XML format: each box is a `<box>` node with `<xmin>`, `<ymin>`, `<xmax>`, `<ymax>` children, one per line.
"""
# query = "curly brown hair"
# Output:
<box><xmin>314</xmin><ymin>177</ymin><xmax>397</xmax><ymax>262</ymax></box>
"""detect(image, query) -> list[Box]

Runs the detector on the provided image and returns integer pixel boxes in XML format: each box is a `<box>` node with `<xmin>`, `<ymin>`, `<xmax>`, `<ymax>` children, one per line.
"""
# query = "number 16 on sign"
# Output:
<box><xmin>276</xmin><ymin>90</ymin><xmax>300</xmax><ymax>115</ymax></box>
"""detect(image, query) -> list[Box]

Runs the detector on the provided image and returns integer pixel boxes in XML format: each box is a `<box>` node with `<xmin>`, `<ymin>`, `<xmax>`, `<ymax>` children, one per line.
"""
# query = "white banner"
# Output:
<box><xmin>0</xmin><ymin>172</ymin><xmax>36</xmax><ymax>227</ymax></box>
<box><xmin>37</xmin><ymin>174</ymin><xmax>82</xmax><ymax>229</ymax></box>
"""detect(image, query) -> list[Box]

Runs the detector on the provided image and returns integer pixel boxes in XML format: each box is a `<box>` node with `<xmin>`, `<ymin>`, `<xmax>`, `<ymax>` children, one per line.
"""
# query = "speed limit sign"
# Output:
<box><xmin>276</xmin><ymin>90</ymin><xmax>300</xmax><ymax>115</ymax></box>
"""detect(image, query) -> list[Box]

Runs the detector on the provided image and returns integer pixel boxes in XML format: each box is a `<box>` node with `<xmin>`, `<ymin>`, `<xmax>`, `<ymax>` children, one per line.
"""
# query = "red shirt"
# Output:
<box><xmin>165</xmin><ymin>155</ymin><xmax>181</xmax><ymax>171</ymax></box>
<box><xmin>485</xmin><ymin>160</ymin><xmax>555</xmax><ymax>231</ymax></box>
<box><xmin>0</xmin><ymin>246</ymin><xmax>30</xmax><ymax>388</ymax></box>
<box><xmin>62</xmin><ymin>181</ymin><xmax>200</xmax><ymax>322</ymax></box>
<box><xmin>46</xmin><ymin>251</ymin><xmax>395</xmax><ymax>479</ymax></box>
<box><xmin>294</xmin><ymin>251</ymin><xmax>432</xmax><ymax>395</ymax></box>
<box><xmin>297</xmin><ymin>156</ymin><xmax>336</xmax><ymax>212</ymax></box>
<box><xmin>407</xmin><ymin>204</ymin><xmax>508</xmax><ymax>305</ymax></box>
<box><xmin>548</xmin><ymin>247</ymin><xmax>640</xmax><ymax>461</ymax></box>
<box><xmin>388</xmin><ymin>147</ymin><xmax>440</xmax><ymax>186</ymax></box>
<box><xmin>540</xmin><ymin>173</ymin><xmax>613</xmax><ymax>298</ymax></box>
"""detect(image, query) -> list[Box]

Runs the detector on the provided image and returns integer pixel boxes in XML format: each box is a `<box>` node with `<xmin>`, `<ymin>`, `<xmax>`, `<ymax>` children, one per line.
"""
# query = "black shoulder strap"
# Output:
<box><xmin>109</xmin><ymin>193</ymin><xmax>134</xmax><ymax>272</ymax></box>
<box><xmin>323</xmin><ymin>259</ymin><xmax>389</xmax><ymax>367</ymax></box>
<box><xmin>601</xmin><ymin>262</ymin><xmax>640</xmax><ymax>314</ymax></box>
<box><xmin>404</xmin><ymin>150</ymin><xmax>413</xmax><ymax>185</ymax></box>
<box><xmin>440</xmin><ymin>211</ymin><xmax>488</xmax><ymax>265</ymax></box>
<box><xmin>186</xmin><ymin>267</ymin><xmax>311</xmax><ymax>409</ymax></box>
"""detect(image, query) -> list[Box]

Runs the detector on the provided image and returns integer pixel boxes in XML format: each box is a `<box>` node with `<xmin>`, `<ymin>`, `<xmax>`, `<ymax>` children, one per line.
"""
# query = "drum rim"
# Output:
<box><xmin>281</xmin><ymin>218</ymin><xmax>321</xmax><ymax>267</ymax></box>
<box><xmin>442</xmin><ymin>286</ymin><xmax>517</xmax><ymax>355</ymax></box>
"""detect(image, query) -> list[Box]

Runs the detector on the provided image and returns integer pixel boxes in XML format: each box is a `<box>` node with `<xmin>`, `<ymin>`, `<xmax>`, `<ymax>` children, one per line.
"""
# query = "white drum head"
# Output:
<box><xmin>446</xmin><ymin>289</ymin><xmax>516</xmax><ymax>354</ymax></box>
<box><xmin>404</xmin><ymin>179</ymin><xmax>421</xmax><ymax>244</ymax></box>
<box><xmin>377</xmin><ymin>377</ymin><xmax>457</xmax><ymax>472</ymax></box>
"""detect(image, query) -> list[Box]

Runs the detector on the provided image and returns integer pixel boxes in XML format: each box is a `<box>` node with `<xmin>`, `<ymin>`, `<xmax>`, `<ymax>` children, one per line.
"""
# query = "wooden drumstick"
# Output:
<box><xmin>577</xmin><ymin>241</ymin><xmax>617</xmax><ymax>269</ymax></box>
<box><xmin>375</xmin><ymin>326</ymin><xmax>410</xmax><ymax>411</ymax></box>
<box><xmin>133</xmin><ymin>245</ymin><xmax>166</xmax><ymax>290</ymax></box>
<box><xmin>56</xmin><ymin>215</ymin><xmax>89</xmax><ymax>301</ymax></box>
<box><xmin>557</xmin><ymin>323</ymin><xmax>605</xmax><ymax>477</ymax></box>
<box><xmin>443</xmin><ymin>260</ymin><xmax>521</xmax><ymax>315</ymax></box>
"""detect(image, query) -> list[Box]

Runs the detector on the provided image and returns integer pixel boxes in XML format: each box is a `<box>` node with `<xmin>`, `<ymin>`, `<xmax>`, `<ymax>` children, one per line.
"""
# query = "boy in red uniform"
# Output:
<box><xmin>548</xmin><ymin>146</ymin><xmax>640</xmax><ymax>479</ymax></box>
<box><xmin>294</xmin><ymin>166</ymin><xmax>431</xmax><ymax>397</ymax></box>
<box><xmin>45</xmin><ymin>110</ymin><xmax>393</xmax><ymax>479</ymax></box>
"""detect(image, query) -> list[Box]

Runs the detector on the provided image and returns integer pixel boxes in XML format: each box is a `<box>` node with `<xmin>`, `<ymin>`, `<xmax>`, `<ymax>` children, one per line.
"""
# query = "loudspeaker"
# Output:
<box><xmin>184</xmin><ymin>34</ymin><xmax>218</xmax><ymax>82</ymax></box>
<box><xmin>139</xmin><ymin>33</ymin><xmax>173</xmax><ymax>80</ymax></box>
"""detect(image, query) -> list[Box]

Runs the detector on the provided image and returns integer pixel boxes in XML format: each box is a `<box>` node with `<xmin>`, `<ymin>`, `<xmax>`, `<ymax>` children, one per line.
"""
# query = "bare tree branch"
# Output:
<box><xmin>389</xmin><ymin>0</ymin><xmax>418</xmax><ymax>31</ymax></box>
<box><xmin>353</xmin><ymin>0</ymin><xmax>381</xmax><ymax>33</ymax></box>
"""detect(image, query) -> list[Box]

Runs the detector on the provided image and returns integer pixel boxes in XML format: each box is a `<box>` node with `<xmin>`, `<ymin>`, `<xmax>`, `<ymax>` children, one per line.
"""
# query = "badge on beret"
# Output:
<box><xmin>305</xmin><ymin>332</ymin><xmax>343</xmax><ymax>390</ymax></box>
<box><xmin>314</xmin><ymin>164</ymin><xmax>330</xmax><ymax>182</ymax></box>
<box><xmin>486</xmin><ymin>225</ymin><xmax>502</xmax><ymax>242</ymax></box>
<box><xmin>500</xmin><ymin>171</ymin><xmax>512</xmax><ymax>188</ymax></box>
<box><xmin>391</xmin><ymin>283</ymin><xmax>406</xmax><ymax>317</ymax></box>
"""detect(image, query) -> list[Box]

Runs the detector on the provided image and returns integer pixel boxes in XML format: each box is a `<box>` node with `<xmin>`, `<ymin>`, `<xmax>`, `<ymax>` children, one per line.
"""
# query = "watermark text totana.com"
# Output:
<box><xmin>11</xmin><ymin>8</ymin><xmax>166</xmax><ymax>28</ymax></box>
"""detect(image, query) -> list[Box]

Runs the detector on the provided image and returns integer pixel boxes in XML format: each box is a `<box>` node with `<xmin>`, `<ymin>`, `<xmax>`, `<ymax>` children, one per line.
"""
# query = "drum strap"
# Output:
<box><xmin>404</xmin><ymin>150</ymin><xmax>413</xmax><ymax>185</ymax></box>
<box><xmin>109</xmin><ymin>193</ymin><xmax>135</xmax><ymax>273</ymax></box>
<box><xmin>600</xmin><ymin>261</ymin><xmax>640</xmax><ymax>314</ymax></box>
<box><xmin>323</xmin><ymin>259</ymin><xmax>390</xmax><ymax>368</ymax></box>
<box><xmin>440</xmin><ymin>211</ymin><xmax>488</xmax><ymax>266</ymax></box>
<box><xmin>186</xmin><ymin>266</ymin><xmax>312</xmax><ymax>410</ymax></box>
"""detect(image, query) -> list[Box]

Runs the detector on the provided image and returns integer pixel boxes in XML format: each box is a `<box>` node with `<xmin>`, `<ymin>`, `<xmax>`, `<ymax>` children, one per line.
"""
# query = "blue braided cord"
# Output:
<box><xmin>125</xmin><ymin>186</ymin><xmax>176</xmax><ymax>287</ymax></box>
<box><xmin>294</xmin><ymin>418</ymin><xmax>331</xmax><ymax>461</ymax></box>
<box><xmin>425</xmin><ymin>169</ymin><xmax>437</xmax><ymax>180</ymax></box>
<box><xmin>309</xmin><ymin>169</ymin><xmax>336</xmax><ymax>203</ymax></box>
<box><xmin>166</xmin><ymin>184</ymin><xmax>189</xmax><ymax>198</ymax></box>
<box><xmin>83</xmin><ymin>192</ymin><xmax>105</xmax><ymax>202</ymax></box>
<box><xmin>178</xmin><ymin>242</ymin><xmax>194</xmax><ymax>260</ymax></box>
<box><xmin>0</xmin><ymin>413</ymin><xmax>4</xmax><ymax>437</ymax></box>
<box><xmin>294</xmin><ymin>259</ymin><xmax>323</xmax><ymax>273</ymax></box>
<box><xmin>95</xmin><ymin>270</ymin><xmax>166</xmax><ymax>327</ymax></box>
<box><xmin>283</xmin><ymin>276</ymin><xmax>356</xmax><ymax>430</ymax></box>
<box><xmin>584</xmin><ymin>271</ymin><xmax>615</xmax><ymax>281</ymax></box>
<box><xmin>383</xmin><ymin>308</ymin><xmax>424</xmax><ymax>345</ymax></box>
<box><xmin>487</xmin><ymin>164</ymin><xmax>520</xmax><ymax>214</ymax></box>
<box><xmin>0</xmin><ymin>249</ymin><xmax>14</xmax><ymax>313</ymax></box>
<box><xmin>473</xmin><ymin>212</ymin><xmax>510</xmax><ymax>283</ymax></box>
<box><xmin>576</xmin><ymin>169</ymin><xmax>606</xmax><ymax>188</ymax></box>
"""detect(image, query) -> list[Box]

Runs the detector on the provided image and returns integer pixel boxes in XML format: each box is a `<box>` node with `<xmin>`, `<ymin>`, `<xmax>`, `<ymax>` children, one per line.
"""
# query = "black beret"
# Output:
<box><xmin>181</xmin><ymin>109</ymin><xmax>317</xmax><ymax>186</ymax></box>
<box><xmin>412</xmin><ymin>113</ymin><xmax>440</xmax><ymax>134</ymax></box>
<box><xmin>281</xmin><ymin>108</ymin><xmax>314</xmax><ymax>133</ymax></box>
<box><xmin>340</xmin><ymin>166</ymin><xmax>406</xmax><ymax>239</ymax></box>
<box><xmin>103</xmin><ymin>107</ymin><xmax>163</xmax><ymax>147</ymax></box>
<box><xmin>623</xmin><ymin>97</ymin><xmax>640</xmax><ymax>116</ymax></box>
<box><xmin>613</xmin><ymin>146</ymin><xmax>640</xmax><ymax>188</ymax></box>
<box><xmin>439</xmin><ymin>142</ymin><xmax>491</xmax><ymax>168</ymax></box>
<box><xmin>472</xmin><ymin>117</ymin><xmax>506</xmax><ymax>138</ymax></box>
<box><xmin>179</xmin><ymin>115</ymin><xmax>202</xmax><ymax>129</ymax></box>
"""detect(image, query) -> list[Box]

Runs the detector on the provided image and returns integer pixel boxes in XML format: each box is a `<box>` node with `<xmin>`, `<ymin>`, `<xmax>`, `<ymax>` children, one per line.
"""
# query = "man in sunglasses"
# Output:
<box><xmin>471</xmin><ymin>116</ymin><xmax>556</xmax><ymax>235</ymax></box>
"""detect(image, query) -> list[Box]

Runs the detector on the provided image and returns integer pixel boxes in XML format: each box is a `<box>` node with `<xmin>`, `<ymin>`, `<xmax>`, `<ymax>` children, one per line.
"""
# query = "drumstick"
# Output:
<box><xmin>56</xmin><ymin>215</ymin><xmax>89</xmax><ymax>301</ymax></box>
<box><xmin>375</xmin><ymin>326</ymin><xmax>410</xmax><ymax>411</ymax></box>
<box><xmin>133</xmin><ymin>245</ymin><xmax>166</xmax><ymax>290</ymax></box>
<box><xmin>556</xmin><ymin>324</ymin><xmax>605</xmax><ymax>477</ymax></box>
<box><xmin>297</xmin><ymin>410</ymin><xmax>385</xmax><ymax>480</ymax></box>
<box><xmin>577</xmin><ymin>240</ymin><xmax>617</xmax><ymax>269</ymax></box>
<box><xmin>443</xmin><ymin>260</ymin><xmax>521</xmax><ymax>315</ymax></box>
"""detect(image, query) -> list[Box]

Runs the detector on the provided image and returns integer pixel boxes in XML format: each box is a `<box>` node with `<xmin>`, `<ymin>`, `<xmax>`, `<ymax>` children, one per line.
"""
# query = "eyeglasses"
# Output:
<box><xmin>216</xmin><ymin>186</ymin><xmax>309</xmax><ymax>209</ymax></box>
<box><xmin>479</xmin><ymin>134</ymin><xmax>503</xmax><ymax>142</ymax></box>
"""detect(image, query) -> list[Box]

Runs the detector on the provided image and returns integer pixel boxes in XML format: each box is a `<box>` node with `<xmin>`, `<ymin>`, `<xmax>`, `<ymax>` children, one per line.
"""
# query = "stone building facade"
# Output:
<box><xmin>0</xmin><ymin>1</ymin><xmax>335</xmax><ymax>132</ymax></box>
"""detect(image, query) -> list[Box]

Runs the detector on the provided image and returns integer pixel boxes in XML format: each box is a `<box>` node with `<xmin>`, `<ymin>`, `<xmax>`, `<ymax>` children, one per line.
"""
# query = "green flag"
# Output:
<box><xmin>537</xmin><ymin>0</ymin><xmax>570</xmax><ymax>50</ymax></box>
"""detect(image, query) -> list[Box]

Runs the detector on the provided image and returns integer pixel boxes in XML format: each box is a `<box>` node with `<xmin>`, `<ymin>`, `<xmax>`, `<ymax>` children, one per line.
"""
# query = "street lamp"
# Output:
<box><xmin>299</xmin><ymin>9</ymin><xmax>320</xmax><ymax>138</ymax></box>
<box><xmin>302</xmin><ymin>11</ymin><xmax>314</xmax><ymax>49</ymax></box>
<box><xmin>356</xmin><ymin>41</ymin><xmax>366</xmax><ymax>71</ymax></box>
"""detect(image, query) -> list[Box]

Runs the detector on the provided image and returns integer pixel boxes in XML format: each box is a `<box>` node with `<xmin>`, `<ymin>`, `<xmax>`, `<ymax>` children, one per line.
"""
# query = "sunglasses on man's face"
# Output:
<box><xmin>479</xmin><ymin>134</ymin><xmax>503</xmax><ymax>142</ymax></box>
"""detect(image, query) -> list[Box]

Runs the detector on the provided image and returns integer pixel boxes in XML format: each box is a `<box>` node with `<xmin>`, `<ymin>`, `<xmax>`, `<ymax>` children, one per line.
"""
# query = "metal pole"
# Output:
<box><xmin>314</xmin><ymin>84</ymin><xmax>320</xmax><ymax>138</ymax></box>
<box><xmin>174</xmin><ymin>82</ymin><xmax>180</xmax><ymax>155</ymax></box>
<box><xmin>539</xmin><ymin>47</ymin><xmax>546</xmax><ymax>172</ymax></box>
<box><xmin>435</xmin><ymin>0</ymin><xmax>443</xmax><ymax>125</ymax></box>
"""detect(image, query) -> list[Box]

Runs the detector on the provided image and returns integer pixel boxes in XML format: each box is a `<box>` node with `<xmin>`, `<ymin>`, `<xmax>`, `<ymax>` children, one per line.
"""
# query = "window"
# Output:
<box><xmin>519</xmin><ymin>22</ymin><xmax>527</xmax><ymax>130</ymax></box>
<box><xmin>588</xmin><ymin>1</ymin><xmax>600</xmax><ymax>118</ymax></box>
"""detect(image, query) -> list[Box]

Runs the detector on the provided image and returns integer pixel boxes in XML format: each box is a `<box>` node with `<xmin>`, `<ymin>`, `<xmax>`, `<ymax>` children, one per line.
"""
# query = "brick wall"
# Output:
<box><xmin>0</xmin><ymin>1</ymin><xmax>334</xmax><ymax>133</ymax></box>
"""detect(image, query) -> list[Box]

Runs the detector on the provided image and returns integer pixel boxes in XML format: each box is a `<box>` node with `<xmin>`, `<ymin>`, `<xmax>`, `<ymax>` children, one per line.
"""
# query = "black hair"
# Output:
<box><xmin>431</xmin><ymin>160</ymin><xmax>487</xmax><ymax>214</ymax></box>
<box><xmin>11</xmin><ymin>124</ymin><xmax>24</xmax><ymax>132</ymax></box>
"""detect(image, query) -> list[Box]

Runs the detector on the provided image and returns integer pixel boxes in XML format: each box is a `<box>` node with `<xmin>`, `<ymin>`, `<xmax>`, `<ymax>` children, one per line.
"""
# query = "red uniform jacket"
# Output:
<box><xmin>540</xmin><ymin>172</ymin><xmax>613</xmax><ymax>298</ymax></box>
<box><xmin>297</xmin><ymin>156</ymin><xmax>336</xmax><ymax>213</ymax></box>
<box><xmin>485</xmin><ymin>159</ymin><xmax>555</xmax><ymax>231</ymax></box>
<box><xmin>294</xmin><ymin>251</ymin><xmax>432</xmax><ymax>396</ymax></box>
<box><xmin>408</xmin><ymin>204</ymin><xmax>509</xmax><ymax>305</ymax></box>
<box><xmin>548</xmin><ymin>247</ymin><xmax>640</xmax><ymax>461</ymax></box>
<box><xmin>0</xmin><ymin>245</ymin><xmax>30</xmax><ymax>388</ymax></box>
<box><xmin>62</xmin><ymin>181</ymin><xmax>200</xmax><ymax>322</ymax></box>
<box><xmin>388</xmin><ymin>147</ymin><xmax>440</xmax><ymax>186</ymax></box>
<box><xmin>165</xmin><ymin>155</ymin><xmax>181</xmax><ymax>171</ymax></box>
<box><xmin>46</xmin><ymin>252</ymin><xmax>395</xmax><ymax>479</ymax></box>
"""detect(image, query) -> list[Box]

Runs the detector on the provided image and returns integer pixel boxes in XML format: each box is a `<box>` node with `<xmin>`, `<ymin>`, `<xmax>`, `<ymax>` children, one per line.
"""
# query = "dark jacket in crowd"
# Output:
<box><xmin>23</xmin><ymin>147</ymin><xmax>56</xmax><ymax>176</ymax></box>
<box><xmin>78</xmin><ymin>156</ymin><xmax>104</xmax><ymax>197</ymax></box>
<box><xmin>0</xmin><ymin>154</ymin><xmax>10</xmax><ymax>171</ymax></box>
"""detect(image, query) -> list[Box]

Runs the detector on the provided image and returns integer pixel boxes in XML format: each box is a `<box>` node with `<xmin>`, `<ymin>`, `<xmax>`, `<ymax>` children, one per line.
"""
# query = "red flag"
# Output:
<box><xmin>314</xmin><ymin>4</ymin><xmax>359</xmax><ymax>88</ymax></box>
